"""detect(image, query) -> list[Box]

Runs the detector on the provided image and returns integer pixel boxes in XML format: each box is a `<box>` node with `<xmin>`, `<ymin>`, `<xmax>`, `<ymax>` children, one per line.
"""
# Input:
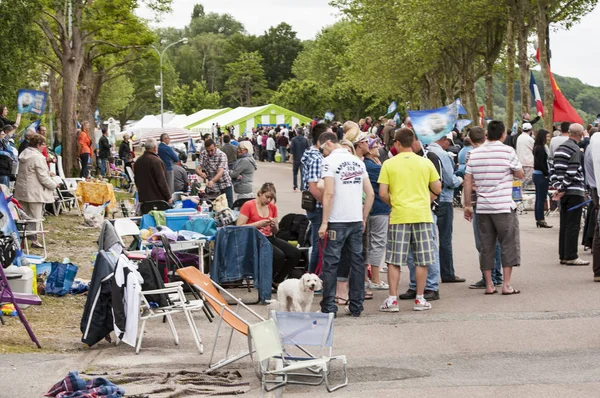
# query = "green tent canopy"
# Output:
<box><xmin>189</xmin><ymin>104</ymin><xmax>311</xmax><ymax>136</ymax></box>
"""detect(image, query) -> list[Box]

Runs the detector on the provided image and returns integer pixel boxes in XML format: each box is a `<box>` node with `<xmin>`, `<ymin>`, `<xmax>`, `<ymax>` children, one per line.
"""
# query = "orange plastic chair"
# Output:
<box><xmin>176</xmin><ymin>266</ymin><xmax>265</xmax><ymax>370</ymax></box>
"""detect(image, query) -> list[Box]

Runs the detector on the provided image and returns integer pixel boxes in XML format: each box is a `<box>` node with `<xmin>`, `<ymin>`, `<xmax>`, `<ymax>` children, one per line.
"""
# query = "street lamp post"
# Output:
<box><xmin>150</xmin><ymin>37</ymin><xmax>188</xmax><ymax>127</ymax></box>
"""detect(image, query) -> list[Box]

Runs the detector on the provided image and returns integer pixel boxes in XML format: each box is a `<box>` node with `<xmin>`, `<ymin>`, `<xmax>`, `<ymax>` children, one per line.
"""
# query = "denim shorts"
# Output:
<box><xmin>385</xmin><ymin>223</ymin><xmax>436</xmax><ymax>267</ymax></box>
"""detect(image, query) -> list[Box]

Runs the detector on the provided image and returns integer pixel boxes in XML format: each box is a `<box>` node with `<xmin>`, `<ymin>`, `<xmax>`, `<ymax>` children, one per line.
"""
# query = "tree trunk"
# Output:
<box><xmin>427</xmin><ymin>72</ymin><xmax>442</xmax><ymax>108</ymax></box>
<box><xmin>79</xmin><ymin>58</ymin><xmax>95</xmax><ymax>126</ymax></box>
<box><xmin>49</xmin><ymin>70</ymin><xmax>62</xmax><ymax>143</ymax></box>
<box><xmin>484</xmin><ymin>60</ymin><xmax>494</xmax><ymax>119</ymax></box>
<box><xmin>516</xmin><ymin>11</ymin><xmax>530</xmax><ymax>117</ymax></box>
<box><xmin>465</xmin><ymin>63</ymin><xmax>479</xmax><ymax>123</ymax></box>
<box><xmin>505</xmin><ymin>17</ymin><xmax>516</xmax><ymax>131</ymax></box>
<box><xmin>419</xmin><ymin>76</ymin><xmax>430</xmax><ymax>109</ymax></box>
<box><xmin>62</xmin><ymin>59</ymin><xmax>84</xmax><ymax>177</ymax></box>
<box><xmin>537</xmin><ymin>1</ymin><xmax>553</xmax><ymax>130</ymax></box>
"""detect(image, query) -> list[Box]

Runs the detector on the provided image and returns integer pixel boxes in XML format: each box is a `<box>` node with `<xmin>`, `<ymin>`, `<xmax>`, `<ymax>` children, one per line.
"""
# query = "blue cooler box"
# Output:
<box><xmin>165</xmin><ymin>208</ymin><xmax>199</xmax><ymax>231</ymax></box>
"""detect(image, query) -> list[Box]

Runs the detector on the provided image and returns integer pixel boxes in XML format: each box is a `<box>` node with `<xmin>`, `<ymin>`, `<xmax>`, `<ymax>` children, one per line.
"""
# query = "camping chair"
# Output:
<box><xmin>126</xmin><ymin>166</ymin><xmax>136</xmax><ymax>194</ymax></box>
<box><xmin>176</xmin><ymin>266</ymin><xmax>267</xmax><ymax>371</ymax></box>
<box><xmin>0</xmin><ymin>252</ymin><xmax>42</xmax><ymax>348</ymax></box>
<box><xmin>113</xmin><ymin>218</ymin><xmax>143</xmax><ymax>251</ymax></box>
<box><xmin>137</xmin><ymin>280</ymin><xmax>204</xmax><ymax>355</ymax></box>
<box><xmin>249</xmin><ymin>312</ymin><xmax>348</xmax><ymax>394</ymax></box>
<box><xmin>159</xmin><ymin>235</ymin><xmax>214</xmax><ymax>322</ymax></box>
<box><xmin>54</xmin><ymin>178</ymin><xmax>82</xmax><ymax>216</ymax></box>
<box><xmin>15</xmin><ymin>218</ymin><xmax>48</xmax><ymax>260</ymax></box>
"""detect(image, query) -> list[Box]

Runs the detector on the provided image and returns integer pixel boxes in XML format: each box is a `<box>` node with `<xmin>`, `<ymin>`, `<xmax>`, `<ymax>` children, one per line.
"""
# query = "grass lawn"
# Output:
<box><xmin>1</xmin><ymin>191</ymin><xmax>133</xmax><ymax>353</ymax></box>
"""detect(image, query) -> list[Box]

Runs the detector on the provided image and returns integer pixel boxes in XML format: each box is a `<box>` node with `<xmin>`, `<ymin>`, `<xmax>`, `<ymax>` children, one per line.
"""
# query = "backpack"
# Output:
<box><xmin>277</xmin><ymin>213</ymin><xmax>309</xmax><ymax>247</ymax></box>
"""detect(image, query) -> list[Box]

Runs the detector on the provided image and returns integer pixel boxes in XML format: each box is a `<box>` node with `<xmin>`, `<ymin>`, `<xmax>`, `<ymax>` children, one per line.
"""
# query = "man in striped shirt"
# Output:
<box><xmin>463</xmin><ymin>120</ymin><xmax>524</xmax><ymax>295</ymax></box>
<box><xmin>549</xmin><ymin>123</ymin><xmax>589</xmax><ymax>266</ymax></box>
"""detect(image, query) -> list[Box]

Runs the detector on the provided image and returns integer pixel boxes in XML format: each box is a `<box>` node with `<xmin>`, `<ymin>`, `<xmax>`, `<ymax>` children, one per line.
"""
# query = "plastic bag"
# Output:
<box><xmin>45</xmin><ymin>262</ymin><xmax>78</xmax><ymax>296</ymax></box>
<box><xmin>83</xmin><ymin>203</ymin><xmax>105</xmax><ymax>228</ymax></box>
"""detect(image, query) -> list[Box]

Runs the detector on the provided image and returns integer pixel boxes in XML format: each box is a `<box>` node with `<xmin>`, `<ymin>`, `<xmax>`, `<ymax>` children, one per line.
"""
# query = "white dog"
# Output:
<box><xmin>273</xmin><ymin>273</ymin><xmax>322</xmax><ymax>312</ymax></box>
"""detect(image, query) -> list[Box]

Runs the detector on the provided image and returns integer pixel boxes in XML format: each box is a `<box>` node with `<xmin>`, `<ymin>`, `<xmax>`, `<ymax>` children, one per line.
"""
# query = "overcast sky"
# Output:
<box><xmin>137</xmin><ymin>0</ymin><xmax>600</xmax><ymax>87</ymax></box>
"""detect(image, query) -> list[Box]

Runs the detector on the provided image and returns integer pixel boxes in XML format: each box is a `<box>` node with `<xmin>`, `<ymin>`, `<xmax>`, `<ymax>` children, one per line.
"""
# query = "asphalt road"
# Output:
<box><xmin>3</xmin><ymin>161</ymin><xmax>600</xmax><ymax>397</ymax></box>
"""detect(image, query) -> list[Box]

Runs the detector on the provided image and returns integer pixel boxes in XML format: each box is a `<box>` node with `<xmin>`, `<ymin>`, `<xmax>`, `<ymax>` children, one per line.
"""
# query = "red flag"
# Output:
<box><xmin>549</xmin><ymin>72</ymin><xmax>583</xmax><ymax>124</ymax></box>
<box><xmin>478</xmin><ymin>106</ymin><xmax>484</xmax><ymax>127</ymax></box>
<box><xmin>535</xmin><ymin>46</ymin><xmax>582</xmax><ymax>124</ymax></box>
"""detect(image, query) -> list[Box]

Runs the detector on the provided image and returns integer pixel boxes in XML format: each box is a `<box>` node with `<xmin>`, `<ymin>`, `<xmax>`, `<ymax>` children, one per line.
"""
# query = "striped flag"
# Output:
<box><xmin>529</xmin><ymin>72</ymin><xmax>544</xmax><ymax>116</ymax></box>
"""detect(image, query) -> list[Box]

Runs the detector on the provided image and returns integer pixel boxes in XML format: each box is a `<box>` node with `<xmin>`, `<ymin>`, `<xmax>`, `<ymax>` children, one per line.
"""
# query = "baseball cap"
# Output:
<box><xmin>522</xmin><ymin>122</ymin><xmax>532</xmax><ymax>131</ymax></box>
<box><xmin>354</xmin><ymin>132</ymin><xmax>369</xmax><ymax>144</ymax></box>
<box><xmin>445</xmin><ymin>132</ymin><xmax>455</xmax><ymax>145</ymax></box>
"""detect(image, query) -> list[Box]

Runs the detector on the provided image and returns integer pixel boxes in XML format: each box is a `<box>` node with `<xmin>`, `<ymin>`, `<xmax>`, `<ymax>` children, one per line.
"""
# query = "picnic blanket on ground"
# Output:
<box><xmin>84</xmin><ymin>370</ymin><xmax>250</xmax><ymax>397</ymax></box>
<box><xmin>45</xmin><ymin>371</ymin><xmax>125</xmax><ymax>398</ymax></box>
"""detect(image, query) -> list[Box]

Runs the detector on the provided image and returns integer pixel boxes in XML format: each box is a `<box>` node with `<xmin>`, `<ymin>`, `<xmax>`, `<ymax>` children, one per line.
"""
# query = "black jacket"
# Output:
<box><xmin>99</xmin><ymin>135</ymin><xmax>111</xmax><ymax>159</ymax></box>
<box><xmin>533</xmin><ymin>146</ymin><xmax>549</xmax><ymax>176</ymax></box>
<box><xmin>134</xmin><ymin>151</ymin><xmax>171</xmax><ymax>202</ymax></box>
<box><xmin>80</xmin><ymin>251</ymin><xmax>116</xmax><ymax>346</ymax></box>
<box><xmin>118</xmin><ymin>140</ymin><xmax>131</xmax><ymax>161</ymax></box>
<box><xmin>18</xmin><ymin>140</ymin><xmax>30</xmax><ymax>155</ymax></box>
<box><xmin>0</xmin><ymin>116</ymin><xmax>15</xmax><ymax>130</ymax></box>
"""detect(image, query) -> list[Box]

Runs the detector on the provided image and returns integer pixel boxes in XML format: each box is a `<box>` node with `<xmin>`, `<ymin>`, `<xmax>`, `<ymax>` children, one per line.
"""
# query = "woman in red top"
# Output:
<box><xmin>237</xmin><ymin>183</ymin><xmax>300</xmax><ymax>287</ymax></box>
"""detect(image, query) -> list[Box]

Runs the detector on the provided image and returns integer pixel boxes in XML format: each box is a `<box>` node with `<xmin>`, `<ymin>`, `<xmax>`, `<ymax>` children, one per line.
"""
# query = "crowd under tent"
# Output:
<box><xmin>191</xmin><ymin>104</ymin><xmax>311</xmax><ymax>137</ymax></box>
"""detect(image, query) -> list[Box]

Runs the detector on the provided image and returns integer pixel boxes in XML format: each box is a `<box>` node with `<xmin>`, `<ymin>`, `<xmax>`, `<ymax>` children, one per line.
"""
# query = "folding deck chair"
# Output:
<box><xmin>249</xmin><ymin>312</ymin><xmax>348</xmax><ymax>394</ymax></box>
<box><xmin>176</xmin><ymin>266</ymin><xmax>267</xmax><ymax>371</ymax></box>
<box><xmin>0</xmin><ymin>254</ymin><xmax>42</xmax><ymax>348</ymax></box>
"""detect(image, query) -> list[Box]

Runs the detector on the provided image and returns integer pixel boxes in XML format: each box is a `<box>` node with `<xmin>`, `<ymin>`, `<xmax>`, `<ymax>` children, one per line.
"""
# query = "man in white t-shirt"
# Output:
<box><xmin>516</xmin><ymin>122</ymin><xmax>535</xmax><ymax>185</ymax></box>
<box><xmin>318</xmin><ymin>132</ymin><xmax>374</xmax><ymax>317</ymax></box>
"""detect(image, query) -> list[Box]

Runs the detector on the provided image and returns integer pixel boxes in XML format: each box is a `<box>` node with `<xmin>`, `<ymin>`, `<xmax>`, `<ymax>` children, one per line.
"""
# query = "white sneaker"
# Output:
<box><xmin>370</xmin><ymin>281</ymin><xmax>389</xmax><ymax>290</ymax></box>
<box><xmin>379</xmin><ymin>298</ymin><xmax>399</xmax><ymax>312</ymax></box>
<box><xmin>381</xmin><ymin>265</ymin><xmax>388</xmax><ymax>273</ymax></box>
<box><xmin>413</xmin><ymin>298</ymin><xmax>432</xmax><ymax>311</ymax></box>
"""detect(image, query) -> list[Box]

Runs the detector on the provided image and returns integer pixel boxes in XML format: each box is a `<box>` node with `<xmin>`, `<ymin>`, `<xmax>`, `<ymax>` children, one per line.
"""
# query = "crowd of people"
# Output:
<box><xmin>4</xmin><ymin>97</ymin><xmax>599</xmax><ymax>317</ymax></box>
<box><xmin>262</xmin><ymin>111</ymin><xmax>600</xmax><ymax>317</ymax></box>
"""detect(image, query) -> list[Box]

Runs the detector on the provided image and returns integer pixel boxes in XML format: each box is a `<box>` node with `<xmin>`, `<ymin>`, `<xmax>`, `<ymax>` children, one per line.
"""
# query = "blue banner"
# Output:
<box><xmin>324</xmin><ymin>111</ymin><xmax>335</xmax><ymax>122</ymax></box>
<box><xmin>407</xmin><ymin>105</ymin><xmax>458</xmax><ymax>145</ymax></box>
<box><xmin>455</xmin><ymin>119</ymin><xmax>472</xmax><ymax>131</ymax></box>
<box><xmin>387</xmin><ymin>101</ymin><xmax>397</xmax><ymax>114</ymax></box>
<box><xmin>454</xmin><ymin>98</ymin><xmax>468</xmax><ymax>115</ymax></box>
<box><xmin>17</xmin><ymin>89</ymin><xmax>47</xmax><ymax>115</ymax></box>
<box><xmin>19</xmin><ymin>120</ymin><xmax>41</xmax><ymax>143</ymax></box>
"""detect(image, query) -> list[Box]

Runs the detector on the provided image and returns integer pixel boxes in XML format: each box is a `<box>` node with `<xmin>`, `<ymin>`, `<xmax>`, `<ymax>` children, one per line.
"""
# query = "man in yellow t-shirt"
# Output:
<box><xmin>378</xmin><ymin>128</ymin><xmax>441</xmax><ymax>312</ymax></box>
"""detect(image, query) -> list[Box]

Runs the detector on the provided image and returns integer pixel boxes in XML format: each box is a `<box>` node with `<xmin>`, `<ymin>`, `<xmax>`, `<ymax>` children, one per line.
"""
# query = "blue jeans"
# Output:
<box><xmin>320</xmin><ymin>222</ymin><xmax>365</xmax><ymax>315</ymax></box>
<box><xmin>473</xmin><ymin>210</ymin><xmax>503</xmax><ymax>284</ymax></box>
<box><xmin>279</xmin><ymin>147</ymin><xmax>287</xmax><ymax>163</ymax></box>
<box><xmin>0</xmin><ymin>175</ymin><xmax>9</xmax><ymax>187</ymax></box>
<box><xmin>436</xmin><ymin>202</ymin><xmax>456</xmax><ymax>280</ymax></box>
<box><xmin>222</xmin><ymin>185</ymin><xmax>234</xmax><ymax>209</ymax></box>
<box><xmin>292</xmin><ymin>162</ymin><xmax>302</xmax><ymax>189</ymax></box>
<box><xmin>532</xmin><ymin>172</ymin><xmax>549</xmax><ymax>221</ymax></box>
<box><xmin>306</xmin><ymin>209</ymin><xmax>322</xmax><ymax>273</ymax></box>
<box><xmin>99</xmin><ymin>158</ymin><xmax>107</xmax><ymax>177</ymax></box>
<box><xmin>407</xmin><ymin>214</ymin><xmax>440</xmax><ymax>291</ymax></box>
<box><xmin>79</xmin><ymin>153</ymin><xmax>90</xmax><ymax>178</ymax></box>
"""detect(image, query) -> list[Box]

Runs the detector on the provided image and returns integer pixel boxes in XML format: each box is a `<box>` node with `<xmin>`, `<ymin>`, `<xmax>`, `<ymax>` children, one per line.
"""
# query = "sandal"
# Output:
<box><xmin>502</xmin><ymin>288</ymin><xmax>521</xmax><ymax>295</ymax></box>
<box><xmin>484</xmin><ymin>289</ymin><xmax>498</xmax><ymax>295</ymax></box>
<box><xmin>335</xmin><ymin>296</ymin><xmax>349</xmax><ymax>305</ymax></box>
<box><xmin>31</xmin><ymin>242</ymin><xmax>44</xmax><ymax>249</ymax></box>
<box><xmin>365</xmin><ymin>291</ymin><xmax>373</xmax><ymax>300</ymax></box>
